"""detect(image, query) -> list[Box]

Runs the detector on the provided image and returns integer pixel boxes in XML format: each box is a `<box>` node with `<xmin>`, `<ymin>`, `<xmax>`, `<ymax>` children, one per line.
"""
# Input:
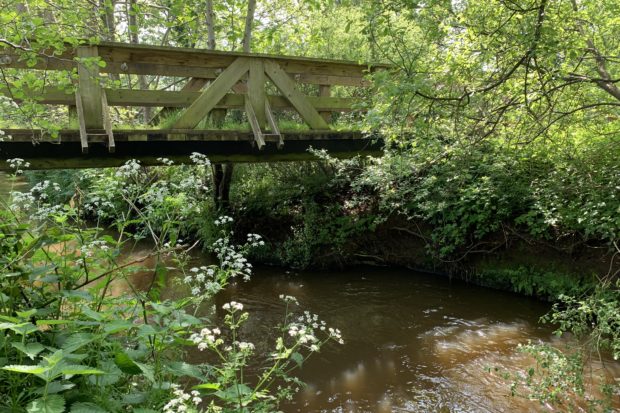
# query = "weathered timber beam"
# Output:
<box><xmin>245</xmin><ymin>96</ymin><xmax>265</xmax><ymax>150</ymax></box>
<box><xmin>1</xmin><ymin>43</ymin><xmax>381</xmax><ymax>85</ymax></box>
<box><xmin>95</xmin><ymin>42</ymin><xmax>383</xmax><ymax>77</ymax></box>
<box><xmin>150</xmin><ymin>77</ymin><xmax>209</xmax><ymax>125</ymax></box>
<box><xmin>1</xmin><ymin>129</ymin><xmax>372</xmax><ymax>142</ymax></box>
<box><xmin>264</xmin><ymin>60</ymin><xmax>329</xmax><ymax>130</ymax></box>
<box><xmin>1</xmin><ymin>88</ymin><xmax>360</xmax><ymax>112</ymax></box>
<box><xmin>265</xmin><ymin>99</ymin><xmax>283</xmax><ymax>149</ymax></box>
<box><xmin>173</xmin><ymin>57</ymin><xmax>250</xmax><ymax>129</ymax></box>
<box><xmin>248</xmin><ymin>59</ymin><xmax>266</xmax><ymax>128</ymax></box>
<box><xmin>0</xmin><ymin>129</ymin><xmax>383</xmax><ymax>170</ymax></box>
<box><xmin>76</xmin><ymin>46</ymin><xmax>103</xmax><ymax>129</ymax></box>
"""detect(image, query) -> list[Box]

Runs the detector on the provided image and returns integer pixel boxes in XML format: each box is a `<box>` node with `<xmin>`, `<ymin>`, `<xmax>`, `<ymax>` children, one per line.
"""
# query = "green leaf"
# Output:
<box><xmin>103</xmin><ymin>320</ymin><xmax>133</xmax><ymax>334</ymax></box>
<box><xmin>3</xmin><ymin>364</ymin><xmax>50</xmax><ymax>375</ymax></box>
<box><xmin>113</xmin><ymin>352</ymin><xmax>141</xmax><ymax>375</ymax></box>
<box><xmin>26</xmin><ymin>394</ymin><xmax>65</xmax><ymax>413</ymax></box>
<box><xmin>3</xmin><ymin>322</ymin><xmax>38</xmax><ymax>335</ymax></box>
<box><xmin>215</xmin><ymin>384</ymin><xmax>253</xmax><ymax>403</ymax></box>
<box><xmin>11</xmin><ymin>342</ymin><xmax>45</xmax><ymax>360</ymax></box>
<box><xmin>192</xmin><ymin>383</ymin><xmax>220</xmax><ymax>391</ymax></box>
<box><xmin>165</xmin><ymin>361</ymin><xmax>203</xmax><ymax>379</ymax></box>
<box><xmin>134</xmin><ymin>361</ymin><xmax>154</xmax><ymax>383</ymax></box>
<box><xmin>291</xmin><ymin>352</ymin><xmax>304</xmax><ymax>368</ymax></box>
<box><xmin>16</xmin><ymin>309</ymin><xmax>37</xmax><ymax>319</ymax></box>
<box><xmin>121</xmin><ymin>392</ymin><xmax>146</xmax><ymax>405</ymax></box>
<box><xmin>60</xmin><ymin>333</ymin><xmax>94</xmax><ymax>353</ymax></box>
<box><xmin>88</xmin><ymin>360</ymin><xmax>122</xmax><ymax>386</ymax></box>
<box><xmin>61</xmin><ymin>365</ymin><xmax>104</xmax><ymax>376</ymax></box>
<box><xmin>36</xmin><ymin>320</ymin><xmax>75</xmax><ymax>326</ymax></box>
<box><xmin>70</xmin><ymin>402</ymin><xmax>108</xmax><ymax>413</ymax></box>
<box><xmin>35</xmin><ymin>381</ymin><xmax>75</xmax><ymax>395</ymax></box>
<box><xmin>80</xmin><ymin>307</ymin><xmax>104</xmax><ymax>321</ymax></box>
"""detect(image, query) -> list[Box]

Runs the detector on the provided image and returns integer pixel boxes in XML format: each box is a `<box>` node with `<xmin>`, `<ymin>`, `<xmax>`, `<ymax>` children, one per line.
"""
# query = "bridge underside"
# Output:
<box><xmin>0</xmin><ymin>129</ymin><xmax>382</xmax><ymax>170</ymax></box>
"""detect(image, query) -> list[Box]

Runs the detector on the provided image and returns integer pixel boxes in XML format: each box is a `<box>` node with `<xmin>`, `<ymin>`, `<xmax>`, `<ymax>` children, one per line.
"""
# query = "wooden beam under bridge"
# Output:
<box><xmin>0</xmin><ymin>129</ymin><xmax>383</xmax><ymax>170</ymax></box>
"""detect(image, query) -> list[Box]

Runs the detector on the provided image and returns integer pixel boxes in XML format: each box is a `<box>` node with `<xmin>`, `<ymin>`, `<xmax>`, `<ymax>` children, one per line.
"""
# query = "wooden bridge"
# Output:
<box><xmin>0</xmin><ymin>42</ymin><xmax>384</xmax><ymax>170</ymax></box>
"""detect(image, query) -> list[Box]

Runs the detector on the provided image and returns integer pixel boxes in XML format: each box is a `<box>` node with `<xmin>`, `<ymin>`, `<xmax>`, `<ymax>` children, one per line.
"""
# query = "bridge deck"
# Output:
<box><xmin>0</xmin><ymin>41</ymin><xmax>386</xmax><ymax>169</ymax></box>
<box><xmin>0</xmin><ymin>129</ymin><xmax>382</xmax><ymax>170</ymax></box>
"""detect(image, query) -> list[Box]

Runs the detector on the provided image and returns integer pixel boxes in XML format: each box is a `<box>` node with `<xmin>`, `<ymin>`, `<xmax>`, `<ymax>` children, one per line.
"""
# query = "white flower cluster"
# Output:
<box><xmin>212</xmin><ymin>237</ymin><xmax>253</xmax><ymax>281</ymax></box>
<box><xmin>286</xmin><ymin>309</ymin><xmax>344</xmax><ymax>348</ymax></box>
<box><xmin>237</xmin><ymin>341</ymin><xmax>255</xmax><ymax>352</ymax></box>
<box><xmin>279</xmin><ymin>294</ymin><xmax>299</xmax><ymax>305</ymax></box>
<box><xmin>79</xmin><ymin>240</ymin><xmax>111</xmax><ymax>258</ymax></box>
<box><xmin>115</xmin><ymin>159</ymin><xmax>141</xmax><ymax>178</ymax></box>
<box><xmin>246</xmin><ymin>233</ymin><xmax>265</xmax><ymax>247</ymax></box>
<box><xmin>157</xmin><ymin>157</ymin><xmax>175</xmax><ymax>166</ymax></box>
<box><xmin>183</xmin><ymin>266</ymin><xmax>223</xmax><ymax>296</ymax></box>
<box><xmin>163</xmin><ymin>384</ymin><xmax>202</xmax><ymax>413</ymax></box>
<box><xmin>190</xmin><ymin>152</ymin><xmax>211</xmax><ymax>167</ymax></box>
<box><xmin>222</xmin><ymin>301</ymin><xmax>244</xmax><ymax>311</ymax></box>
<box><xmin>7</xmin><ymin>158</ymin><xmax>30</xmax><ymax>174</ymax></box>
<box><xmin>214</xmin><ymin>215</ymin><xmax>233</xmax><ymax>226</ymax></box>
<box><xmin>0</xmin><ymin>129</ymin><xmax>11</xmax><ymax>142</ymax></box>
<box><xmin>9</xmin><ymin>180</ymin><xmax>63</xmax><ymax>219</ymax></box>
<box><xmin>83</xmin><ymin>192</ymin><xmax>115</xmax><ymax>218</ymax></box>
<box><xmin>190</xmin><ymin>327</ymin><xmax>221</xmax><ymax>351</ymax></box>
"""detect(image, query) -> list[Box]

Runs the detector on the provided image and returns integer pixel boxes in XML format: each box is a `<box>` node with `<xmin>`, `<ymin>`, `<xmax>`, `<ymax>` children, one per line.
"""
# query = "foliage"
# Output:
<box><xmin>0</xmin><ymin>161</ymin><xmax>342</xmax><ymax>412</ymax></box>
<box><xmin>476</xmin><ymin>266</ymin><xmax>592</xmax><ymax>301</ymax></box>
<box><xmin>543</xmin><ymin>281</ymin><xmax>620</xmax><ymax>361</ymax></box>
<box><xmin>511</xmin><ymin>342</ymin><xmax>613</xmax><ymax>412</ymax></box>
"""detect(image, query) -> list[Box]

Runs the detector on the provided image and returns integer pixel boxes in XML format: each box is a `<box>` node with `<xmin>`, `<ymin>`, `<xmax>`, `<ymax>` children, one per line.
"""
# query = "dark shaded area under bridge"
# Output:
<box><xmin>0</xmin><ymin>129</ymin><xmax>382</xmax><ymax>170</ymax></box>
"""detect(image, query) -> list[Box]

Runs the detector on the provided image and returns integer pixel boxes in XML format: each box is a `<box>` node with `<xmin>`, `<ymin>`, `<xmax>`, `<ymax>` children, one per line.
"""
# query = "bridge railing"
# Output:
<box><xmin>0</xmin><ymin>42</ymin><xmax>383</xmax><ymax>153</ymax></box>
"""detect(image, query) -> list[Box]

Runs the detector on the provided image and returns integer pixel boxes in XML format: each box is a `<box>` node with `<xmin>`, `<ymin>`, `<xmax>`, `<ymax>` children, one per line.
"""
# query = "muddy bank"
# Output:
<box><xmin>237</xmin><ymin>214</ymin><xmax>618</xmax><ymax>299</ymax></box>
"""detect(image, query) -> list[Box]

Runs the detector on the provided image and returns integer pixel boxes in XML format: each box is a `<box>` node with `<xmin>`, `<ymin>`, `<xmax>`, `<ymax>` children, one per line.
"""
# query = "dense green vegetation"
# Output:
<box><xmin>1</xmin><ymin>0</ymin><xmax>619</xmax><ymax>411</ymax></box>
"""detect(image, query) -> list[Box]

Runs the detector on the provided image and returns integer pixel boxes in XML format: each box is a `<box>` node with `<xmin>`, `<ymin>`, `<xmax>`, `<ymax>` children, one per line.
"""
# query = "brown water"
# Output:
<box><xmin>4</xmin><ymin>175</ymin><xmax>618</xmax><ymax>412</ymax></box>
<box><xmin>118</xmin><ymin>244</ymin><xmax>618</xmax><ymax>413</ymax></box>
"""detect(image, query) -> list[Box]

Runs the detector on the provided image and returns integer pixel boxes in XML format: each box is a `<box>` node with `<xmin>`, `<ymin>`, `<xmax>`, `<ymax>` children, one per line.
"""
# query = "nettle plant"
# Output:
<box><xmin>0</xmin><ymin>158</ymin><xmax>343</xmax><ymax>413</ymax></box>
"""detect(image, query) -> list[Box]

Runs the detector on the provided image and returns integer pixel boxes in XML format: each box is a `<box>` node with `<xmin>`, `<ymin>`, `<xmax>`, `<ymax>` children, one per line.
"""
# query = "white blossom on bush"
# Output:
<box><xmin>163</xmin><ymin>384</ymin><xmax>202</xmax><ymax>413</ymax></box>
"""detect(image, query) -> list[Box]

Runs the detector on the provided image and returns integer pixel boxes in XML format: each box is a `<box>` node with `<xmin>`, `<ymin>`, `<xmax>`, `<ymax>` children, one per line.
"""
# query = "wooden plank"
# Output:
<box><xmin>248</xmin><ymin>59</ymin><xmax>266</xmax><ymax>128</ymax></box>
<box><xmin>151</xmin><ymin>77</ymin><xmax>209</xmax><ymax>124</ymax></box>
<box><xmin>173</xmin><ymin>57</ymin><xmax>250</xmax><ymax>129</ymax></box>
<box><xmin>265</xmin><ymin>99</ymin><xmax>283</xmax><ymax>149</ymax></box>
<box><xmin>2</xmin><ymin>87</ymin><xmax>359</xmax><ymax>111</ymax></box>
<box><xmin>0</xmin><ymin>128</ymin><xmax>372</xmax><ymax>142</ymax></box>
<box><xmin>319</xmin><ymin>85</ymin><xmax>331</xmax><ymax>123</ymax></box>
<box><xmin>1</xmin><ymin>42</ymin><xmax>385</xmax><ymax>85</ymax></box>
<box><xmin>76</xmin><ymin>46</ymin><xmax>103</xmax><ymax>129</ymax></box>
<box><xmin>96</xmin><ymin>42</ymin><xmax>382</xmax><ymax>78</ymax></box>
<box><xmin>264</xmin><ymin>60</ymin><xmax>329</xmax><ymax>130</ymax></box>
<box><xmin>74</xmin><ymin>92</ymin><xmax>89</xmax><ymax>154</ymax></box>
<box><xmin>245</xmin><ymin>96</ymin><xmax>265</xmax><ymax>150</ymax></box>
<box><xmin>101</xmin><ymin>93</ymin><xmax>115</xmax><ymax>153</ymax></box>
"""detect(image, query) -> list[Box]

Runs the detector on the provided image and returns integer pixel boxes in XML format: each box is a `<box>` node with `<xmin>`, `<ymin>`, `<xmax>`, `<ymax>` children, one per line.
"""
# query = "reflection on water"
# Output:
<box><xmin>120</xmin><ymin>259</ymin><xmax>620</xmax><ymax>412</ymax></box>
<box><xmin>212</xmin><ymin>268</ymin><xmax>619</xmax><ymax>413</ymax></box>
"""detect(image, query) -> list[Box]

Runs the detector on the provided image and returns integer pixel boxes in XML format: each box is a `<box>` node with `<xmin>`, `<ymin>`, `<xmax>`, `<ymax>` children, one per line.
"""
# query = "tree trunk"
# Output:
<box><xmin>128</xmin><ymin>0</ymin><xmax>151</xmax><ymax>123</ymax></box>
<box><xmin>242</xmin><ymin>0</ymin><xmax>256</xmax><ymax>53</ymax></box>
<box><xmin>100</xmin><ymin>0</ymin><xmax>116</xmax><ymax>41</ymax></box>
<box><xmin>205</xmin><ymin>0</ymin><xmax>216</xmax><ymax>50</ymax></box>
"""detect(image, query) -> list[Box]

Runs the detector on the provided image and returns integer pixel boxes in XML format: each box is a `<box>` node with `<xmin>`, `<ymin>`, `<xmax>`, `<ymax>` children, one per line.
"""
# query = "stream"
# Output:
<box><xmin>122</xmin><ymin>239</ymin><xmax>620</xmax><ymax>412</ymax></box>
<box><xmin>2</xmin><ymin>173</ymin><xmax>618</xmax><ymax>412</ymax></box>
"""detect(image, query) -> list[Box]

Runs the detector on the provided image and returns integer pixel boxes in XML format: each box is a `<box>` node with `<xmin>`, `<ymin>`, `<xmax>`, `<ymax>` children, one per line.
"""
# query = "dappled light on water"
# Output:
<box><xmin>118</xmin><ymin>260</ymin><xmax>619</xmax><ymax>412</ymax></box>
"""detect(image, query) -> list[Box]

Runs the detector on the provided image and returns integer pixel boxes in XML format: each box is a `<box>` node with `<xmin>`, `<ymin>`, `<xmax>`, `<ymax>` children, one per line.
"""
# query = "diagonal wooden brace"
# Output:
<box><xmin>173</xmin><ymin>57</ymin><xmax>250</xmax><ymax>129</ymax></box>
<box><xmin>264</xmin><ymin>59</ymin><xmax>329</xmax><ymax>130</ymax></box>
<box><xmin>245</xmin><ymin>95</ymin><xmax>265</xmax><ymax>150</ymax></box>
